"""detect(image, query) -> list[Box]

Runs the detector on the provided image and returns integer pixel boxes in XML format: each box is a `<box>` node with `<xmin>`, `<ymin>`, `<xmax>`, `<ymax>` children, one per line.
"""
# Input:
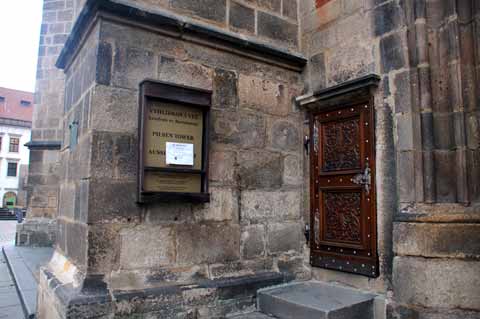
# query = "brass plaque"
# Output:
<box><xmin>143</xmin><ymin>101</ymin><xmax>203</xmax><ymax>193</ymax></box>
<box><xmin>144</xmin><ymin>172</ymin><xmax>201</xmax><ymax>193</ymax></box>
<box><xmin>144</xmin><ymin>101</ymin><xmax>203</xmax><ymax>170</ymax></box>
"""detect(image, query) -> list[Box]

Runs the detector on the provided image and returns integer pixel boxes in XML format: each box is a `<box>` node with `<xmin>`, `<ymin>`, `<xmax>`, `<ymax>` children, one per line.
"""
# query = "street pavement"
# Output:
<box><xmin>0</xmin><ymin>221</ymin><xmax>24</xmax><ymax>318</ymax></box>
<box><xmin>0</xmin><ymin>249</ymin><xmax>24</xmax><ymax>318</ymax></box>
<box><xmin>0</xmin><ymin>221</ymin><xmax>16</xmax><ymax>247</ymax></box>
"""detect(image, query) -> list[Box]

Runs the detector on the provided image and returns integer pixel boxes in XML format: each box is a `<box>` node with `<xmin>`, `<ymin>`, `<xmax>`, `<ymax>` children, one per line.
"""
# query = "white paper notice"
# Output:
<box><xmin>166</xmin><ymin>142</ymin><xmax>194</xmax><ymax>166</ymax></box>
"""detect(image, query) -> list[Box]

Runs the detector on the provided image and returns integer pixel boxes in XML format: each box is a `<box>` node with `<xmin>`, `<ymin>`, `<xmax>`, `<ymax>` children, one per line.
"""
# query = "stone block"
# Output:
<box><xmin>257</xmin><ymin>12</ymin><xmax>298</xmax><ymax>47</ymax></box>
<box><xmin>238</xmin><ymin>150</ymin><xmax>283</xmax><ymax>189</ymax></box>
<box><xmin>309</xmin><ymin>52</ymin><xmax>326</xmax><ymax>91</ymax></box>
<box><xmin>373</xmin><ymin>1</ymin><xmax>403</xmax><ymax>36</ymax></box>
<box><xmin>65</xmin><ymin>221</ymin><xmax>87</xmax><ymax>267</ymax></box>
<box><xmin>96</xmin><ymin>41</ymin><xmax>112</xmax><ymax>85</ymax></box>
<box><xmin>238</xmin><ymin>75</ymin><xmax>290</xmax><ymax>116</ymax></box>
<box><xmin>257</xmin><ymin>0</ymin><xmax>281</xmax><ymax>12</ymax></box>
<box><xmin>193</xmin><ymin>187</ymin><xmax>238</xmax><ymax>222</ymax></box>
<box><xmin>112</xmin><ymin>46</ymin><xmax>156</xmax><ymax>89</ymax></box>
<box><xmin>171</xmin><ymin>0</ymin><xmax>227</xmax><ymax>23</ymax></box>
<box><xmin>394</xmin><ymin>222</ymin><xmax>480</xmax><ymax>258</ymax></box>
<box><xmin>315</xmin><ymin>0</ymin><xmax>342</xmax><ymax>27</ymax></box>
<box><xmin>209</xmin><ymin>150</ymin><xmax>236</xmax><ymax>184</ymax></box>
<box><xmin>268</xmin><ymin>119</ymin><xmax>301</xmax><ymax>152</ymax></box>
<box><xmin>396</xmin><ymin>151</ymin><xmax>415</xmax><ymax>202</ymax></box>
<box><xmin>267</xmin><ymin>222</ymin><xmax>302</xmax><ymax>254</ymax></box>
<box><xmin>394</xmin><ymin>70</ymin><xmax>412</xmax><ymax>114</ymax></box>
<box><xmin>395</xmin><ymin>113</ymin><xmax>414</xmax><ymax>150</ymax></box>
<box><xmin>283</xmin><ymin>155</ymin><xmax>302</xmax><ymax>185</ymax></box>
<box><xmin>394</xmin><ymin>256</ymin><xmax>480</xmax><ymax>310</ymax></box>
<box><xmin>176</xmin><ymin>223</ymin><xmax>240</xmax><ymax>264</ymax></box>
<box><xmin>241</xmin><ymin>191</ymin><xmax>301</xmax><ymax>222</ymax></box>
<box><xmin>241</xmin><ymin>224</ymin><xmax>266</xmax><ymax>259</ymax></box>
<box><xmin>158</xmin><ymin>56</ymin><xmax>213</xmax><ymax>90</ymax></box>
<box><xmin>90</xmin><ymin>85</ymin><xmax>138</xmax><ymax>133</ymax></box>
<box><xmin>87</xmin><ymin>224</ymin><xmax>122</xmax><ymax>273</ymax></box>
<box><xmin>283</xmin><ymin>0</ymin><xmax>298</xmax><ymax>20</ymax></box>
<box><xmin>380</xmin><ymin>33</ymin><xmax>405</xmax><ymax>73</ymax></box>
<box><xmin>213</xmin><ymin>68</ymin><xmax>238</xmax><ymax>109</ymax></box>
<box><xmin>91</xmin><ymin>131</ymin><xmax>137</xmax><ymax>180</ymax></box>
<box><xmin>119</xmin><ymin>226</ymin><xmax>175</xmax><ymax>269</ymax></box>
<box><xmin>229</xmin><ymin>2</ymin><xmax>255</xmax><ymax>33</ymax></box>
<box><xmin>433</xmin><ymin>150</ymin><xmax>457</xmax><ymax>202</ymax></box>
<box><xmin>87</xmin><ymin>179</ymin><xmax>141</xmax><ymax>223</ymax></box>
<box><xmin>212</xmin><ymin>110</ymin><xmax>266</xmax><ymax>148</ymax></box>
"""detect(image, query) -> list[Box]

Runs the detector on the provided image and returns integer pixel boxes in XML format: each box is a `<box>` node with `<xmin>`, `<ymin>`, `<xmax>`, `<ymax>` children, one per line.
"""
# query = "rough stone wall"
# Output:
<box><xmin>390</xmin><ymin>1</ymin><xmax>480</xmax><ymax>318</ymax></box>
<box><xmin>301</xmin><ymin>0</ymin><xmax>480</xmax><ymax>318</ymax></box>
<box><xmin>27</xmin><ymin>0</ymin><xmax>76</xmax><ymax>219</ymax></box>
<box><xmin>41</xmin><ymin>1</ymin><xmax>307</xmax><ymax>315</ymax></box>
<box><xmin>72</xmin><ymin>0</ymin><xmax>300</xmax><ymax>50</ymax></box>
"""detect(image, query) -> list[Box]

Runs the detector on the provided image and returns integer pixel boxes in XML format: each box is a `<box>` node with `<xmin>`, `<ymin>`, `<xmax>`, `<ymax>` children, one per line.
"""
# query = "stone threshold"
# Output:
<box><xmin>2</xmin><ymin>246</ymin><xmax>54</xmax><ymax>319</ymax></box>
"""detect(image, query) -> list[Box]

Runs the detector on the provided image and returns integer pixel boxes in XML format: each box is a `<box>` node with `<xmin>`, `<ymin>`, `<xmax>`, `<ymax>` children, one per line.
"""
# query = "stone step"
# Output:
<box><xmin>258</xmin><ymin>281</ymin><xmax>376</xmax><ymax>319</ymax></box>
<box><xmin>228</xmin><ymin>312</ymin><xmax>276</xmax><ymax>318</ymax></box>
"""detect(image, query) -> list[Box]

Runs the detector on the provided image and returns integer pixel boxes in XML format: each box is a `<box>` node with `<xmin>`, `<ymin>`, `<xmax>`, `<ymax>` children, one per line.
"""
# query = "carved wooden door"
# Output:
<box><xmin>310</xmin><ymin>101</ymin><xmax>378</xmax><ymax>277</ymax></box>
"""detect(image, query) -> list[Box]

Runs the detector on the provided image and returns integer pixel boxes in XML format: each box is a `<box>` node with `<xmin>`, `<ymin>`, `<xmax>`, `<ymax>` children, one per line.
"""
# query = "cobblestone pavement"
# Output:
<box><xmin>0</xmin><ymin>249</ymin><xmax>24</xmax><ymax>318</ymax></box>
<box><xmin>0</xmin><ymin>221</ymin><xmax>17</xmax><ymax>247</ymax></box>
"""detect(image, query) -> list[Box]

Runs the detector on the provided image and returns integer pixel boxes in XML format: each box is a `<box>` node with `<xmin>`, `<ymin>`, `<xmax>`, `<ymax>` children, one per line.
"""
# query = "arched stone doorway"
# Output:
<box><xmin>3</xmin><ymin>192</ymin><xmax>17</xmax><ymax>209</ymax></box>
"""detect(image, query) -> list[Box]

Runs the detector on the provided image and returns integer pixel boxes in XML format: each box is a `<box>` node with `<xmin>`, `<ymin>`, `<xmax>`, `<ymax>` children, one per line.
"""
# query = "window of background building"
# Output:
<box><xmin>9</xmin><ymin>137</ymin><xmax>19</xmax><ymax>152</ymax></box>
<box><xmin>0</xmin><ymin>136</ymin><xmax>2</xmax><ymax>151</ymax></box>
<box><xmin>0</xmin><ymin>96</ymin><xmax>4</xmax><ymax>103</ymax></box>
<box><xmin>7</xmin><ymin>162</ymin><xmax>17</xmax><ymax>177</ymax></box>
<box><xmin>20</xmin><ymin>100</ymin><xmax>31</xmax><ymax>107</ymax></box>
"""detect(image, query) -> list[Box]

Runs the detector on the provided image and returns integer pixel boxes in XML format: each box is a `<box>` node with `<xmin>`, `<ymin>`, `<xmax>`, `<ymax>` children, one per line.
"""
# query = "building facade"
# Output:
<box><xmin>24</xmin><ymin>0</ymin><xmax>480</xmax><ymax>318</ymax></box>
<box><xmin>0</xmin><ymin>87</ymin><xmax>33</xmax><ymax>208</ymax></box>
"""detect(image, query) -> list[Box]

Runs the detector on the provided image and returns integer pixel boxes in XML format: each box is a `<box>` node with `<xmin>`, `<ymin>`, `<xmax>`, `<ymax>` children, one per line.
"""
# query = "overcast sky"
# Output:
<box><xmin>0</xmin><ymin>0</ymin><xmax>43</xmax><ymax>92</ymax></box>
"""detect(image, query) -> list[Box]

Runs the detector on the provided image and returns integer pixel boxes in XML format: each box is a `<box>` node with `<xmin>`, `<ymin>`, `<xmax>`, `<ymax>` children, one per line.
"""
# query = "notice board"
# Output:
<box><xmin>138</xmin><ymin>81</ymin><xmax>211</xmax><ymax>203</ymax></box>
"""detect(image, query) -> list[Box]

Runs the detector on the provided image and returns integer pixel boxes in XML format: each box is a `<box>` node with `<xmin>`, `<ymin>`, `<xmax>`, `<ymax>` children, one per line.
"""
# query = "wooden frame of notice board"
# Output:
<box><xmin>137</xmin><ymin>80</ymin><xmax>211</xmax><ymax>204</ymax></box>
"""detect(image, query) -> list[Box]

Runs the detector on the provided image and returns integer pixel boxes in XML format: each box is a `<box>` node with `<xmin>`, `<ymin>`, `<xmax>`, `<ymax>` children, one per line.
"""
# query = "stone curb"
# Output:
<box><xmin>2</xmin><ymin>246</ymin><xmax>36</xmax><ymax>319</ymax></box>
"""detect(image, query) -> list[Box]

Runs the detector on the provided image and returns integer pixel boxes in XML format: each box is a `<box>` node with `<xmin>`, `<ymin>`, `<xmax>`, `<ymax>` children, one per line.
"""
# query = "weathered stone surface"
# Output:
<box><xmin>269</xmin><ymin>120</ymin><xmax>300</xmax><ymax>152</ymax></box>
<box><xmin>258</xmin><ymin>12</ymin><xmax>298</xmax><ymax>47</ymax></box>
<box><xmin>238</xmin><ymin>75</ymin><xmax>290</xmax><ymax>116</ymax></box>
<box><xmin>393</xmin><ymin>256</ymin><xmax>480</xmax><ymax>310</ymax></box>
<box><xmin>309</xmin><ymin>52</ymin><xmax>326</xmax><ymax>91</ymax></box>
<box><xmin>212</xmin><ymin>110</ymin><xmax>266</xmax><ymax>148</ymax></box>
<box><xmin>241</xmin><ymin>224</ymin><xmax>266</xmax><ymax>259</ymax></box>
<box><xmin>158</xmin><ymin>56</ymin><xmax>213</xmax><ymax>90</ymax></box>
<box><xmin>119</xmin><ymin>226</ymin><xmax>175</xmax><ymax>269</ymax></box>
<box><xmin>176</xmin><ymin>223</ymin><xmax>240</xmax><ymax>264</ymax></box>
<box><xmin>241</xmin><ymin>190</ymin><xmax>301</xmax><ymax>222</ymax></box>
<box><xmin>283</xmin><ymin>0</ymin><xmax>298</xmax><ymax>20</ymax></box>
<box><xmin>380</xmin><ymin>33</ymin><xmax>405</xmax><ymax>73</ymax></box>
<box><xmin>112</xmin><ymin>46</ymin><xmax>156</xmax><ymax>89</ymax></box>
<box><xmin>171</xmin><ymin>0</ymin><xmax>227</xmax><ymax>23</ymax></box>
<box><xmin>230</xmin><ymin>2</ymin><xmax>255</xmax><ymax>33</ymax></box>
<box><xmin>213</xmin><ymin>68</ymin><xmax>238</xmax><ymax>109</ymax></box>
<box><xmin>209</xmin><ymin>150</ymin><xmax>236</xmax><ymax>184</ymax></box>
<box><xmin>238</xmin><ymin>150</ymin><xmax>283</xmax><ymax>189</ymax></box>
<box><xmin>266</xmin><ymin>222</ymin><xmax>302</xmax><ymax>254</ymax></box>
<box><xmin>90</xmin><ymin>85</ymin><xmax>138</xmax><ymax>133</ymax></box>
<box><xmin>283</xmin><ymin>155</ymin><xmax>302</xmax><ymax>185</ymax></box>
<box><xmin>394</xmin><ymin>222</ymin><xmax>480</xmax><ymax>258</ymax></box>
<box><xmin>373</xmin><ymin>1</ymin><xmax>402</xmax><ymax>36</ymax></box>
<box><xmin>193</xmin><ymin>187</ymin><xmax>238</xmax><ymax>222</ymax></box>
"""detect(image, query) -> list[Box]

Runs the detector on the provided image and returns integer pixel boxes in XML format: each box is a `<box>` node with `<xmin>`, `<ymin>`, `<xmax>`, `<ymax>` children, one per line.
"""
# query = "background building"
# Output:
<box><xmin>0</xmin><ymin>87</ymin><xmax>33</xmax><ymax>208</ymax></box>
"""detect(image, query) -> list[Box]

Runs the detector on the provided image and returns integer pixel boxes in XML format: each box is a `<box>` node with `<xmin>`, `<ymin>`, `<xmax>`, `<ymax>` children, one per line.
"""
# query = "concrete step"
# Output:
<box><xmin>228</xmin><ymin>312</ymin><xmax>276</xmax><ymax>319</ymax></box>
<box><xmin>258</xmin><ymin>281</ymin><xmax>376</xmax><ymax>319</ymax></box>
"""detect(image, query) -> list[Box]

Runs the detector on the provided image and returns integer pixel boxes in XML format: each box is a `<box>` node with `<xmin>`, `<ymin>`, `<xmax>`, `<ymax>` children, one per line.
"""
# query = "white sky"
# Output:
<box><xmin>0</xmin><ymin>0</ymin><xmax>43</xmax><ymax>92</ymax></box>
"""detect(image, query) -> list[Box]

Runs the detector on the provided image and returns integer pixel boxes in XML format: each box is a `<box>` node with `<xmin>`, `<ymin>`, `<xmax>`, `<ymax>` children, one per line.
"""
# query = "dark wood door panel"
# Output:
<box><xmin>310</xmin><ymin>101</ymin><xmax>378</xmax><ymax>278</ymax></box>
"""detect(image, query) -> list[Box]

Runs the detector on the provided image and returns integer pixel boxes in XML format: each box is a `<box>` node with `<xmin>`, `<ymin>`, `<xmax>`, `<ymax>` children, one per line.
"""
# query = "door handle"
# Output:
<box><xmin>352</xmin><ymin>167</ymin><xmax>371</xmax><ymax>195</ymax></box>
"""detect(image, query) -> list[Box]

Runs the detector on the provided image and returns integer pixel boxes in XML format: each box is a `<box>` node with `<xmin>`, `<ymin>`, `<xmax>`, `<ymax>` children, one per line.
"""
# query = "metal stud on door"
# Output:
<box><xmin>309</xmin><ymin>101</ymin><xmax>378</xmax><ymax>277</ymax></box>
